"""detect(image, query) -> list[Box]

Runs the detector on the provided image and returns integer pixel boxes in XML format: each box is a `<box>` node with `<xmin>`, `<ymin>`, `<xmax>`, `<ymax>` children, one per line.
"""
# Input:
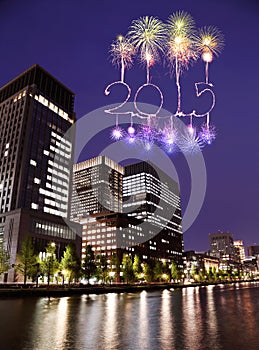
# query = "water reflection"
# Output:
<box><xmin>0</xmin><ymin>283</ymin><xmax>259</xmax><ymax>350</ymax></box>
<box><xmin>160</xmin><ymin>289</ymin><xmax>173</xmax><ymax>350</ymax></box>
<box><xmin>102</xmin><ymin>294</ymin><xmax>119</xmax><ymax>348</ymax></box>
<box><xmin>182</xmin><ymin>287</ymin><xmax>203</xmax><ymax>350</ymax></box>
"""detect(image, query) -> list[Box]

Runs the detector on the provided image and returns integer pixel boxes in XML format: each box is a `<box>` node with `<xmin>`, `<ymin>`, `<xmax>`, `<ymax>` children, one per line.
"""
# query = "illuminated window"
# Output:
<box><xmin>30</xmin><ymin>159</ymin><xmax>37</xmax><ymax>166</ymax></box>
<box><xmin>34</xmin><ymin>178</ymin><xmax>41</xmax><ymax>184</ymax></box>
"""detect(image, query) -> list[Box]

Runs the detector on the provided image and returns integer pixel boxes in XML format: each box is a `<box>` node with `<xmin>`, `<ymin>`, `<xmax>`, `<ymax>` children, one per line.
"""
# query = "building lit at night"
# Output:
<box><xmin>71</xmin><ymin>156</ymin><xmax>183</xmax><ymax>268</ymax></box>
<box><xmin>0</xmin><ymin>65</ymin><xmax>81</xmax><ymax>281</ymax></box>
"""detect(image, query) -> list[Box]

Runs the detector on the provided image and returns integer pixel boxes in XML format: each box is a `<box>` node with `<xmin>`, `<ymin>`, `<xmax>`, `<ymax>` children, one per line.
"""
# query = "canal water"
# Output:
<box><xmin>0</xmin><ymin>282</ymin><xmax>258</xmax><ymax>350</ymax></box>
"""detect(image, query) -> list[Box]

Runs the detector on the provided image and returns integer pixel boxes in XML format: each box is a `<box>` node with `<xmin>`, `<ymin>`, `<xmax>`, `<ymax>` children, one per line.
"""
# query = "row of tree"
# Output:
<box><xmin>1</xmin><ymin>237</ymin><xmax>254</xmax><ymax>286</ymax></box>
<box><xmin>0</xmin><ymin>237</ymin><xmax>182</xmax><ymax>285</ymax></box>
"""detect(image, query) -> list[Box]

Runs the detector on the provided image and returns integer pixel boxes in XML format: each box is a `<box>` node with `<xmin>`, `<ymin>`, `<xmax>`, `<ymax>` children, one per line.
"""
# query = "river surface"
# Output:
<box><xmin>0</xmin><ymin>282</ymin><xmax>258</xmax><ymax>350</ymax></box>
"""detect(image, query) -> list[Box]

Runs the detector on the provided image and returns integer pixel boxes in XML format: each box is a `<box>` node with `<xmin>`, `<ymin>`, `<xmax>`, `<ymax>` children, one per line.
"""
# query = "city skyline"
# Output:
<box><xmin>0</xmin><ymin>0</ymin><xmax>258</xmax><ymax>251</ymax></box>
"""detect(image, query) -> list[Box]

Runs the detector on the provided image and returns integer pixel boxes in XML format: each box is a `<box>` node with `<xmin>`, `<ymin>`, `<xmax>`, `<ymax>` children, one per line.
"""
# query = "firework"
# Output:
<box><xmin>166</xmin><ymin>11</ymin><xmax>197</xmax><ymax>71</ymax></box>
<box><xmin>111</xmin><ymin>126</ymin><xmax>124</xmax><ymax>141</ymax></box>
<box><xmin>139</xmin><ymin>124</ymin><xmax>157</xmax><ymax>151</ymax></box>
<box><xmin>194</xmin><ymin>26</ymin><xmax>224</xmax><ymax>83</ymax></box>
<box><xmin>160</xmin><ymin>125</ymin><xmax>178</xmax><ymax>153</ymax></box>
<box><xmin>128</xmin><ymin>16</ymin><xmax>166</xmax><ymax>83</ymax></box>
<box><xmin>166</xmin><ymin>11</ymin><xmax>197</xmax><ymax>115</ymax></box>
<box><xmin>110</xmin><ymin>35</ymin><xmax>135</xmax><ymax>82</ymax></box>
<box><xmin>179</xmin><ymin>126</ymin><xmax>205</xmax><ymax>153</ymax></box>
<box><xmin>105</xmin><ymin>11</ymin><xmax>224</xmax><ymax>154</ymax></box>
<box><xmin>127</xmin><ymin>125</ymin><xmax>135</xmax><ymax>135</ymax></box>
<box><xmin>199</xmin><ymin>123</ymin><xmax>216</xmax><ymax>145</ymax></box>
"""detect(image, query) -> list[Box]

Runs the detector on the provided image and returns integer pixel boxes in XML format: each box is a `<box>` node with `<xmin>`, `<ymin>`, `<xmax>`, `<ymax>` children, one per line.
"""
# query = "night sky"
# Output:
<box><xmin>0</xmin><ymin>0</ymin><xmax>258</xmax><ymax>253</ymax></box>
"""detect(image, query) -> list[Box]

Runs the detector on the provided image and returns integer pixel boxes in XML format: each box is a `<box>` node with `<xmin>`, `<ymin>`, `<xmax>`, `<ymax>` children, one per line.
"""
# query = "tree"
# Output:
<box><xmin>95</xmin><ymin>254</ymin><xmax>108</xmax><ymax>283</ymax></box>
<box><xmin>0</xmin><ymin>240</ymin><xmax>10</xmax><ymax>276</ymax></box>
<box><xmin>109</xmin><ymin>252</ymin><xmax>121</xmax><ymax>283</ymax></box>
<box><xmin>60</xmin><ymin>242</ymin><xmax>81</xmax><ymax>285</ymax></box>
<box><xmin>171</xmin><ymin>261</ymin><xmax>181</xmax><ymax>282</ymax></box>
<box><xmin>122</xmin><ymin>254</ymin><xmax>135</xmax><ymax>283</ymax></box>
<box><xmin>154</xmin><ymin>260</ymin><xmax>163</xmax><ymax>281</ymax></box>
<box><xmin>82</xmin><ymin>245</ymin><xmax>96</xmax><ymax>284</ymax></box>
<box><xmin>133</xmin><ymin>255</ymin><xmax>142</xmax><ymax>280</ymax></box>
<box><xmin>16</xmin><ymin>236</ymin><xmax>37</xmax><ymax>285</ymax></box>
<box><xmin>162</xmin><ymin>261</ymin><xmax>170</xmax><ymax>281</ymax></box>
<box><xmin>190</xmin><ymin>264</ymin><xmax>198</xmax><ymax>281</ymax></box>
<box><xmin>143</xmin><ymin>261</ymin><xmax>154</xmax><ymax>282</ymax></box>
<box><xmin>40</xmin><ymin>242</ymin><xmax>59</xmax><ymax>286</ymax></box>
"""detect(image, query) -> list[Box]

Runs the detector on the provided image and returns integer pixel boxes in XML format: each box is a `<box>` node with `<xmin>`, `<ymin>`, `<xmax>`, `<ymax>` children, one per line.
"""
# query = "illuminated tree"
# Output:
<box><xmin>143</xmin><ymin>260</ymin><xmax>155</xmax><ymax>282</ymax></box>
<box><xmin>40</xmin><ymin>242</ymin><xmax>59</xmax><ymax>286</ymax></box>
<box><xmin>171</xmin><ymin>261</ymin><xmax>181</xmax><ymax>282</ymax></box>
<box><xmin>154</xmin><ymin>260</ymin><xmax>163</xmax><ymax>281</ymax></box>
<box><xmin>122</xmin><ymin>254</ymin><xmax>134</xmax><ymax>283</ymax></box>
<box><xmin>82</xmin><ymin>245</ymin><xmax>96</xmax><ymax>284</ymax></box>
<box><xmin>16</xmin><ymin>236</ymin><xmax>37</xmax><ymax>285</ymax></box>
<box><xmin>0</xmin><ymin>240</ymin><xmax>10</xmax><ymax>277</ymax></box>
<box><xmin>109</xmin><ymin>252</ymin><xmax>121</xmax><ymax>283</ymax></box>
<box><xmin>60</xmin><ymin>242</ymin><xmax>81</xmax><ymax>285</ymax></box>
<box><xmin>133</xmin><ymin>255</ymin><xmax>142</xmax><ymax>280</ymax></box>
<box><xmin>95</xmin><ymin>254</ymin><xmax>108</xmax><ymax>284</ymax></box>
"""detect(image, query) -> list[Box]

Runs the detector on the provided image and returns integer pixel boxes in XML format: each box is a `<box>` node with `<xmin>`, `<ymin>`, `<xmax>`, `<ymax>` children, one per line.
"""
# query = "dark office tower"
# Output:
<box><xmin>123</xmin><ymin>161</ymin><xmax>184</xmax><ymax>268</ymax></box>
<box><xmin>0</xmin><ymin>65</ymin><xmax>81</xmax><ymax>282</ymax></box>
<box><xmin>209</xmin><ymin>231</ymin><xmax>235</xmax><ymax>259</ymax></box>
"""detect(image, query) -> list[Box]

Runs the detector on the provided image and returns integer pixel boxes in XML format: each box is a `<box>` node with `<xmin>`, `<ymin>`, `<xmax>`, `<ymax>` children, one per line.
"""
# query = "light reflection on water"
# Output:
<box><xmin>0</xmin><ymin>283</ymin><xmax>258</xmax><ymax>350</ymax></box>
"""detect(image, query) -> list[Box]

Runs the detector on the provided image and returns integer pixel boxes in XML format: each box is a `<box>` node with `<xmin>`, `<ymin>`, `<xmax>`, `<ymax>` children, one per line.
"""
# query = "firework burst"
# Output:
<box><xmin>139</xmin><ymin>124</ymin><xmax>158</xmax><ymax>151</ymax></box>
<box><xmin>160</xmin><ymin>125</ymin><xmax>178</xmax><ymax>153</ymax></box>
<box><xmin>110</xmin><ymin>126</ymin><xmax>124</xmax><ymax>141</ymax></box>
<box><xmin>194</xmin><ymin>26</ymin><xmax>224</xmax><ymax>60</ymax></box>
<box><xmin>128</xmin><ymin>16</ymin><xmax>166</xmax><ymax>61</ymax></box>
<box><xmin>179</xmin><ymin>126</ymin><xmax>205</xmax><ymax>153</ymax></box>
<box><xmin>166</xmin><ymin>11</ymin><xmax>197</xmax><ymax>72</ymax></box>
<box><xmin>199</xmin><ymin>123</ymin><xmax>216</xmax><ymax>145</ymax></box>
<box><xmin>110</xmin><ymin>35</ymin><xmax>135</xmax><ymax>82</ymax></box>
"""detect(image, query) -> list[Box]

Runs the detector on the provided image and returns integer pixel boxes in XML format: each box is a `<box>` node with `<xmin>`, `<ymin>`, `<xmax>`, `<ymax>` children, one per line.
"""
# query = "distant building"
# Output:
<box><xmin>234</xmin><ymin>240</ymin><xmax>245</xmax><ymax>263</ymax></box>
<box><xmin>0</xmin><ymin>65</ymin><xmax>81</xmax><ymax>281</ymax></box>
<box><xmin>71</xmin><ymin>157</ymin><xmax>184</xmax><ymax>268</ymax></box>
<box><xmin>184</xmin><ymin>250</ymin><xmax>219</xmax><ymax>274</ymax></box>
<box><xmin>247</xmin><ymin>245</ymin><xmax>259</xmax><ymax>257</ymax></box>
<box><xmin>209</xmin><ymin>231</ymin><xmax>235</xmax><ymax>259</ymax></box>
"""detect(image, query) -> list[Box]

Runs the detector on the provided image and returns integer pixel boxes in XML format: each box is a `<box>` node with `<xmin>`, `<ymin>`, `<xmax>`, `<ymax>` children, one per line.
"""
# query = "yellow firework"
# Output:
<box><xmin>128</xmin><ymin>16</ymin><xmax>167</xmax><ymax>62</ymax></box>
<box><xmin>110</xmin><ymin>35</ymin><xmax>135</xmax><ymax>68</ymax></box>
<box><xmin>167</xmin><ymin>10</ymin><xmax>196</xmax><ymax>39</ymax></box>
<box><xmin>166</xmin><ymin>11</ymin><xmax>197</xmax><ymax>71</ymax></box>
<box><xmin>194</xmin><ymin>26</ymin><xmax>224</xmax><ymax>61</ymax></box>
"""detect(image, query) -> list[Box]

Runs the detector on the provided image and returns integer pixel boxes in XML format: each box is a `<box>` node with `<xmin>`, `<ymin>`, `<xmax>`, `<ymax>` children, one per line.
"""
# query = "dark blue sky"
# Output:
<box><xmin>0</xmin><ymin>0</ymin><xmax>258</xmax><ymax>253</ymax></box>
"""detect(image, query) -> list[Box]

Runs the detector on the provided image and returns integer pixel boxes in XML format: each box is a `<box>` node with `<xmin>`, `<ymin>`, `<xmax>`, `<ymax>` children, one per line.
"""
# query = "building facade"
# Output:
<box><xmin>0</xmin><ymin>65</ymin><xmax>81</xmax><ymax>281</ymax></box>
<box><xmin>247</xmin><ymin>245</ymin><xmax>259</xmax><ymax>257</ymax></box>
<box><xmin>234</xmin><ymin>240</ymin><xmax>245</xmax><ymax>263</ymax></box>
<box><xmin>123</xmin><ymin>161</ymin><xmax>183</xmax><ymax>267</ymax></box>
<box><xmin>71</xmin><ymin>157</ymin><xmax>183</xmax><ymax>268</ymax></box>
<box><xmin>209</xmin><ymin>231</ymin><xmax>235</xmax><ymax>259</ymax></box>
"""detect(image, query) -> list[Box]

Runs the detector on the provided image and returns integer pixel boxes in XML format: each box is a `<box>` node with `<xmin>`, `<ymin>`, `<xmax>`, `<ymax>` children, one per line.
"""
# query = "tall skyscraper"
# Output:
<box><xmin>123</xmin><ymin>161</ymin><xmax>183</xmax><ymax>267</ymax></box>
<box><xmin>71</xmin><ymin>156</ymin><xmax>183</xmax><ymax>268</ymax></box>
<box><xmin>0</xmin><ymin>65</ymin><xmax>81</xmax><ymax>281</ymax></box>
<box><xmin>71</xmin><ymin>156</ymin><xmax>124</xmax><ymax>220</ymax></box>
